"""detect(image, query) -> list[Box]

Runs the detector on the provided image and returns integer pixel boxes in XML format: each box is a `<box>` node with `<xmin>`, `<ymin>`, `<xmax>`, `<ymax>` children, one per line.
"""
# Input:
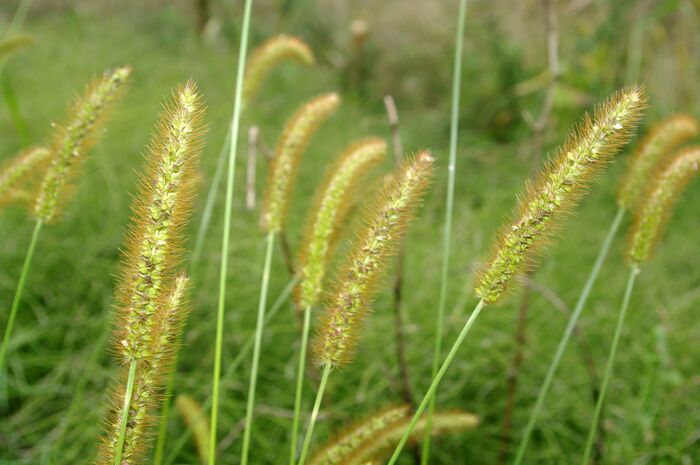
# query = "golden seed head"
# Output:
<box><xmin>618</xmin><ymin>114</ymin><xmax>699</xmax><ymax>209</ymax></box>
<box><xmin>33</xmin><ymin>66</ymin><xmax>131</xmax><ymax>223</ymax></box>
<box><xmin>628</xmin><ymin>146</ymin><xmax>700</xmax><ymax>266</ymax></box>
<box><xmin>297</xmin><ymin>138</ymin><xmax>386</xmax><ymax>309</ymax></box>
<box><xmin>0</xmin><ymin>147</ymin><xmax>50</xmax><ymax>208</ymax></box>
<box><xmin>243</xmin><ymin>35</ymin><xmax>315</xmax><ymax>104</ymax></box>
<box><xmin>175</xmin><ymin>394</ymin><xmax>210</xmax><ymax>464</ymax></box>
<box><xmin>313</xmin><ymin>151</ymin><xmax>434</xmax><ymax>368</ymax></box>
<box><xmin>475</xmin><ymin>86</ymin><xmax>647</xmax><ymax>304</ymax></box>
<box><xmin>261</xmin><ymin>92</ymin><xmax>341</xmax><ymax>233</ymax></box>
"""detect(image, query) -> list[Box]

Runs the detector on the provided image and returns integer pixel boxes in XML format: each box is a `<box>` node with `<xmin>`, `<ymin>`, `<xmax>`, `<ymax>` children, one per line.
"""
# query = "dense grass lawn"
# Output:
<box><xmin>1</xmin><ymin>7</ymin><xmax>699</xmax><ymax>465</ymax></box>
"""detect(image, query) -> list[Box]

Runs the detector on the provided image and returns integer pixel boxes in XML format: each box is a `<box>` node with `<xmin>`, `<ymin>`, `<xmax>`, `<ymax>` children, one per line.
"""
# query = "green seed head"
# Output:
<box><xmin>475</xmin><ymin>86</ymin><xmax>646</xmax><ymax>304</ymax></box>
<box><xmin>243</xmin><ymin>35</ymin><xmax>315</xmax><ymax>105</ymax></box>
<box><xmin>297</xmin><ymin>138</ymin><xmax>386</xmax><ymax>309</ymax></box>
<box><xmin>0</xmin><ymin>147</ymin><xmax>50</xmax><ymax>208</ymax></box>
<box><xmin>628</xmin><ymin>147</ymin><xmax>700</xmax><ymax>267</ymax></box>
<box><xmin>313</xmin><ymin>151</ymin><xmax>434</xmax><ymax>368</ymax></box>
<box><xmin>618</xmin><ymin>114</ymin><xmax>698</xmax><ymax>209</ymax></box>
<box><xmin>33</xmin><ymin>66</ymin><xmax>131</xmax><ymax>223</ymax></box>
<box><xmin>261</xmin><ymin>92</ymin><xmax>340</xmax><ymax>233</ymax></box>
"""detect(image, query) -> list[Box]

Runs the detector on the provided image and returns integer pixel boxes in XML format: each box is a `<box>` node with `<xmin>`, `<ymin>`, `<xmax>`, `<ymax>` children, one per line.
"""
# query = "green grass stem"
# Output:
<box><xmin>113</xmin><ymin>360</ymin><xmax>137</xmax><ymax>465</ymax></box>
<box><xmin>297</xmin><ymin>363</ymin><xmax>331</xmax><ymax>465</ymax></box>
<box><xmin>290</xmin><ymin>305</ymin><xmax>312</xmax><ymax>465</ymax></box>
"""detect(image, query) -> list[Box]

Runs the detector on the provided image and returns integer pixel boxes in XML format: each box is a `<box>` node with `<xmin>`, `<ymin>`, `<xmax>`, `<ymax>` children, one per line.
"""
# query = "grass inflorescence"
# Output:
<box><xmin>0</xmin><ymin>146</ymin><xmax>49</xmax><ymax>208</ymax></box>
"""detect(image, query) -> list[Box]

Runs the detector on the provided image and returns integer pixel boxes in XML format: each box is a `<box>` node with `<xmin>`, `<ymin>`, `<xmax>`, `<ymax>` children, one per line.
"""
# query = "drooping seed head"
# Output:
<box><xmin>243</xmin><ymin>35</ymin><xmax>315</xmax><ymax>104</ymax></box>
<box><xmin>261</xmin><ymin>93</ymin><xmax>340</xmax><ymax>233</ymax></box>
<box><xmin>618</xmin><ymin>114</ymin><xmax>698</xmax><ymax>209</ymax></box>
<box><xmin>0</xmin><ymin>147</ymin><xmax>50</xmax><ymax>208</ymax></box>
<box><xmin>475</xmin><ymin>86</ymin><xmax>646</xmax><ymax>304</ymax></box>
<box><xmin>115</xmin><ymin>82</ymin><xmax>204</xmax><ymax>364</ymax></box>
<box><xmin>343</xmin><ymin>410</ymin><xmax>479</xmax><ymax>465</ymax></box>
<box><xmin>309</xmin><ymin>405</ymin><xmax>410</xmax><ymax>465</ymax></box>
<box><xmin>175</xmin><ymin>394</ymin><xmax>210</xmax><ymax>464</ymax></box>
<box><xmin>628</xmin><ymin>147</ymin><xmax>700</xmax><ymax>267</ymax></box>
<box><xmin>33</xmin><ymin>66</ymin><xmax>131</xmax><ymax>223</ymax></box>
<box><xmin>297</xmin><ymin>138</ymin><xmax>386</xmax><ymax>309</ymax></box>
<box><xmin>0</xmin><ymin>34</ymin><xmax>34</xmax><ymax>60</ymax></box>
<box><xmin>313</xmin><ymin>151</ymin><xmax>434</xmax><ymax>368</ymax></box>
<box><xmin>100</xmin><ymin>274</ymin><xmax>191</xmax><ymax>465</ymax></box>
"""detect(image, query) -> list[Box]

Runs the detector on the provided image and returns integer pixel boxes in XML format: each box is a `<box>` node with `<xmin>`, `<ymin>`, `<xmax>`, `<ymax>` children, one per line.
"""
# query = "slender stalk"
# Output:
<box><xmin>164</xmin><ymin>276</ymin><xmax>299</xmax><ymax>465</ymax></box>
<box><xmin>297</xmin><ymin>363</ymin><xmax>331</xmax><ymax>465</ymax></box>
<box><xmin>389</xmin><ymin>299</ymin><xmax>486</xmax><ymax>465</ymax></box>
<box><xmin>240</xmin><ymin>231</ymin><xmax>276</xmax><ymax>465</ymax></box>
<box><xmin>0</xmin><ymin>220</ymin><xmax>42</xmax><ymax>373</ymax></box>
<box><xmin>421</xmin><ymin>0</ymin><xmax>468</xmax><ymax>462</ymax></box>
<box><xmin>113</xmin><ymin>360</ymin><xmax>137</xmax><ymax>465</ymax></box>
<box><xmin>152</xmin><ymin>370</ymin><xmax>174</xmax><ymax>465</ymax></box>
<box><xmin>512</xmin><ymin>206</ymin><xmax>625</xmax><ymax>465</ymax></box>
<box><xmin>580</xmin><ymin>267</ymin><xmax>639</xmax><ymax>465</ymax></box>
<box><xmin>290</xmin><ymin>305</ymin><xmax>312</xmax><ymax>465</ymax></box>
<box><xmin>209</xmin><ymin>0</ymin><xmax>254</xmax><ymax>463</ymax></box>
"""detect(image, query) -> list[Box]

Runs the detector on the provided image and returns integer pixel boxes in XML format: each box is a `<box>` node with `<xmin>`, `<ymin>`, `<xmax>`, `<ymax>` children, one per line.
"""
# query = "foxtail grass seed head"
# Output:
<box><xmin>297</xmin><ymin>138</ymin><xmax>386</xmax><ymax>308</ymax></box>
<box><xmin>618</xmin><ymin>114</ymin><xmax>699</xmax><ymax>209</ymax></box>
<box><xmin>100</xmin><ymin>274</ymin><xmax>191</xmax><ymax>465</ymax></box>
<box><xmin>313</xmin><ymin>151</ymin><xmax>434</xmax><ymax>368</ymax></box>
<box><xmin>309</xmin><ymin>405</ymin><xmax>410</xmax><ymax>465</ymax></box>
<box><xmin>344</xmin><ymin>410</ymin><xmax>479</xmax><ymax>465</ymax></box>
<box><xmin>115</xmin><ymin>81</ymin><xmax>204</xmax><ymax>364</ymax></box>
<box><xmin>175</xmin><ymin>394</ymin><xmax>210</xmax><ymax>464</ymax></box>
<box><xmin>261</xmin><ymin>93</ymin><xmax>340</xmax><ymax>233</ymax></box>
<box><xmin>242</xmin><ymin>35</ymin><xmax>315</xmax><ymax>104</ymax></box>
<box><xmin>628</xmin><ymin>147</ymin><xmax>700</xmax><ymax>266</ymax></box>
<box><xmin>0</xmin><ymin>34</ymin><xmax>34</xmax><ymax>60</ymax></box>
<box><xmin>475</xmin><ymin>86</ymin><xmax>646</xmax><ymax>304</ymax></box>
<box><xmin>33</xmin><ymin>66</ymin><xmax>131</xmax><ymax>223</ymax></box>
<box><xmin>0</xmin><ymin>147</ymin><xmax>50</xmax><ymax>208</ymax></box>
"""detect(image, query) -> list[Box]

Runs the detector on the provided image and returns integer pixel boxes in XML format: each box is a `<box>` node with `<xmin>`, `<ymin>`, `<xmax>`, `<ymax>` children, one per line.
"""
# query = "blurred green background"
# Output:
<box><xmin>1</xmin><ymin>0</ymin><xmax>699</xmax><ymax>464</ymax></box>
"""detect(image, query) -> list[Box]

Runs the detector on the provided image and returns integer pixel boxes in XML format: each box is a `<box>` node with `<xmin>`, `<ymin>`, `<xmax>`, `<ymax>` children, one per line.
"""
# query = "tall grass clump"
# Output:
<box><xmin>290</xmin><ymin>138</ymin><xmax>385</xmax><ymax>464</ymax></box>
<box><xmin>580</xmin><ymin>146</ymin><xmax>700</xmax><ymax>464</ymax></box>
<box><xmin>0</xmin><ymin>66</ymin><xmax>130</xmax><ymax>374</ymax></box>
<box><xmin>512</xmin><ymin>112</ymin><xmax>694</xmax><ymax>464</ymax></box>
<box><xmin>98</xmin><ymin>82</ymin><xmax>205</xmax><ymax>465</ymax></box>
<box><xmin>242</xmin><ymin>91</ymin><xmax>340</xmax><ymax>465</ymax></box>
<box><xmin>0</xmin><ymin>147</ymin><xmax>49</xmax><ymax>208</ymax></box>
<box><xmin>387</xmin><ymin>86</ymin><xmax>646</xmax><ymax>465</ymax></box>
<box><xmin>296</xmin><ymin>151</ymin><xmax>435</xmax><ymax>465</ymax></box>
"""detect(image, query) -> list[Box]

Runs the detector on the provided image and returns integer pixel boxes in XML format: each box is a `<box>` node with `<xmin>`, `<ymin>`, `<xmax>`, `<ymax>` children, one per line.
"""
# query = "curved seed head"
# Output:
<box><xmin>297</xmin><ymin>138</ymin><xmax>386</xmax><ymax>309</ymax></box>
<box><xmin>628</xmin><ymin>147</ymin><xmax>700</xmax><ymax>266</ymax></box>
<box><xmin>243</xmin><ymin>35</ymin><xmax>315</xmax><ymax>104</ymax></box>
<box><xmin>475</xmin><ymin>86</ymin><xmax>646</xmax><ymax>304</ymax></box>
<box><xmin>313</xmin><ymin>151</ymin><xmax>434</xmax><ymax>368</ymax></box>
<box><xmin>34</xmin><ymin>66</ymin><xmax>131</xmax><ymax>223</ymax></box>
<box><xmin>261</xmin><ymin>92</ymin><xmax>340</xmax><ymax>233</ymax></box>
<box><xmin>175</xmin><ymin>394</ymin><xmax>210</xmax><ymax>464</ymax></box>
<box><xmin>0</xmin><ymin>147</ymin><xmax>50</xmax><ymax>208</ymax></box>
<box><xmin>618</xmin><ymin>114</ymin><xmax>698</xmax><ymax>209</ymax></box>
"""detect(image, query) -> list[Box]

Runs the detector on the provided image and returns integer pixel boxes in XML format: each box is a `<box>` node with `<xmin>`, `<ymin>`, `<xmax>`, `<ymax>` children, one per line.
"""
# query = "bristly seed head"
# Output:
<box><xmin>0</xmin><ymin>147</ymin><xmax>50</xmax><ymax>208</ymax></box>
<box><xmin>243</xmin><ymin>35</ymin><xmax>315</xmax><ymax>105</ymax></box>
<box><xmin>475</xmin><ymin>86</ymin><xmax>646</xmax><ymax>304</ymax></box>
<box><xmin>618</xmin><ymin>114</ymin><xmax>698</xmax><ymax>209</ymax></box>
<box><xmin>261</xmin><ymin>93</ymin><xmax>340</xmax><ymax>233</ymax></box>
<box><xmin>33</xmin><ymin>66</ymin><xmax>131</xmax><ymax>223</ymax></box>
<box><xmin>313</xmin><ymin>151</ymin><xmax>434</xmax><ymax>368</ymax></box>
<box><xmin>297</xmin><ymin>138</ymin><xmax>386</xmax><ymax>309</ymax></box>
<box><xmin>627</xmin><ymin>146</ymin><xmax>700</xmax><ymax>267</ymax></box>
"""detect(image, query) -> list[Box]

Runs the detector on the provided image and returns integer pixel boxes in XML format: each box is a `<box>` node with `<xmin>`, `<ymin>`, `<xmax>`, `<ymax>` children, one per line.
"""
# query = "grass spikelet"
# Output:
<box><xmin>296</xmin><ymin>138</ymin><xmax>386</xmax><ymax>308</ymax></box>
<box><xmin>175</xmin><ymin>394</ymin><xmax>210</xmax><ymax>464</ymax></box>
<box><xmin>0</xmin><ymin>146</ymin><xmax>50</xmax><ymax>208</ymax></box>
<box><xmin>0</xmin><ymin>34</ymin><xmax>34</xmax><ymax>60</ymax></box>
<box><xmin>260</xmin><ymin>92</ymin><xmax>340</xmax><ymax>233</ymax></box>
<box><xmin>618</xmin><ymin>114</ymin><xmax>699</xmax><ymax>209</ymax></box>
<box><xmin>308</xmin><ymin>405</ymin><xmax>410</xmax><ymax>465</ymax></box>
<box><xmin>98</xmin><ymin>82</ymin><xmax>205</xmax><ymax>465</ymax></box>
<box><xmin>475</xmin><ymin>86</ymin><xmax>646</xmax><ymax>304</ymax></box>
<box><xmin>242</xmin><ymin>35</ymin><xmax>315</xmax><ymax>104</ymax></box>
<box><xmin>33</xmin><ymin>66</ymin><xmax>131</xmax><ymax>223</ymax></box>
<box><xmin>313</xmin><ymin>151</ymin><xmax>434</xmax><ymax>368</ymax></box>
<box><xmin>627</xmin><ymin>146</ymin><xmax>700</xmax><ymax>266</ymax></box>
<box><xmin>344</xmin><ymin>410</ymin><xmax>479</xmax><ymax>465</ymax></box>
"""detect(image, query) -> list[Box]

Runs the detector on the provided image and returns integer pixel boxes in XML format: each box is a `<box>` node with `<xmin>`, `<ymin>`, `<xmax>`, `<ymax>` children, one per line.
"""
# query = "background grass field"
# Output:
<box><xmin>1</xmin><ymin>2</ymin><xmax>699</xmax><ymax>464</ymax></box>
